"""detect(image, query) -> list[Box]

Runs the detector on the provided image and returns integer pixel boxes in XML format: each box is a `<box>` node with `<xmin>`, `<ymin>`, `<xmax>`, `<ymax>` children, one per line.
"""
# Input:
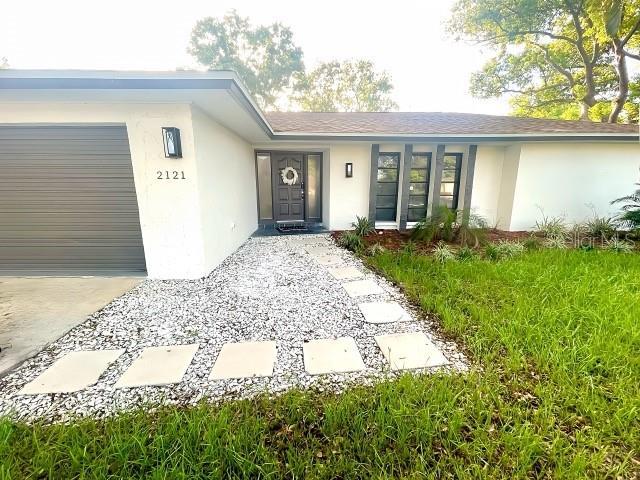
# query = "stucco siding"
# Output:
<box><xmin>326</xmin><ymin>143</ymin><xmax>371</xmax><ymax>230</ymax></box>
<box><xmin>190</xmin><ymin>106</ymin><xmax>257</xmax><ymax>273</ymax></box>
<box><xmin>471</xmin><ymin>145</ymin><xmax>504</xmax><ymax>227</ymax></box>
<box><xmin>509</xmin><ymin>142</ymin><xmax>640</xmax><ymax>231</ymax></box>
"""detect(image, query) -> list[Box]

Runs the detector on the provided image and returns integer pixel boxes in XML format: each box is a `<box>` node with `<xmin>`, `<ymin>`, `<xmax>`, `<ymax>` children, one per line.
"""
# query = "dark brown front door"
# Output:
<box><xmin>272</xmin><ymin>153</ymin><xmax>304</xmax><ymax>221</ymax></box>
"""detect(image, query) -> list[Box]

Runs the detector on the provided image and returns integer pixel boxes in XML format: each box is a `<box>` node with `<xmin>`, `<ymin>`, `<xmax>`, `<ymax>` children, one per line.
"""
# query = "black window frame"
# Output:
<box><xmin>440</xmin><ymin>152</ymin><xmax>463</xmax><ymax>210</ymax></box>
<box><xmin>407</xmin><ymin>152</ymin><xmax>432</xmax><ymax>222</ymax></box>
<box><xmin>376</xmin><ymin>152</ymin><xmax>400</xmax><ymax>222</ymax></box>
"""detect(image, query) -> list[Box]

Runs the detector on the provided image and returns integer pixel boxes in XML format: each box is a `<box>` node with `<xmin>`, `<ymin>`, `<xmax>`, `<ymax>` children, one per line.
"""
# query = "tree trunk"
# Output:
<box><xmin>609</xmin><ymin>38</ymin><xmax>629</xmax><ymax>123</ymax></box>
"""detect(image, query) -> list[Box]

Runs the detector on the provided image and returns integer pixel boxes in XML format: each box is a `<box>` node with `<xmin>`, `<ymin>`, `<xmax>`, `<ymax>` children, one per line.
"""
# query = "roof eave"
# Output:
<box><xmin>270</xmin><ymin>131</ymin><xmax>640</xmax><ymax>142</ymax></box>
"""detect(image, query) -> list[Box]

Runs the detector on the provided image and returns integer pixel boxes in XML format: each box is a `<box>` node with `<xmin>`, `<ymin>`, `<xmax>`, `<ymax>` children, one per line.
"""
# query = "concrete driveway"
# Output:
<box><xmin>0</xmin><ymin>277</ymin><xmax>142</xmax><ymax>376</ymax></box>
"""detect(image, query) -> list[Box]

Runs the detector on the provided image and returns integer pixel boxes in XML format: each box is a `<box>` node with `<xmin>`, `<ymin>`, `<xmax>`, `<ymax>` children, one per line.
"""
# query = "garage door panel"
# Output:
<box><xmin>0</xmin><ymin>125</ymin><xmax>146</xmax><ymax>274</ymax></box>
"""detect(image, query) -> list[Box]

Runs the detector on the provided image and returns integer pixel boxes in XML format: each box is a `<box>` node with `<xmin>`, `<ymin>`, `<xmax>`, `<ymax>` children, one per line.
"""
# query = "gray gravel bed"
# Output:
<box><xmin>0</xmin><ymin>234</ymin><xmax>467</xmax><ymax>423</ymax></box>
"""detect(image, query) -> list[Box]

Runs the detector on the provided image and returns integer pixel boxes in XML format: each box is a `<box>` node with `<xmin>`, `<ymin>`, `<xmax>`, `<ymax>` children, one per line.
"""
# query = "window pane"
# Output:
<box><xmin>442</xmin><ymin>169</ymin><xmax>456</xmax><ymax>182</ymax></box>
<box><xmin>408</xmin><ymin>207</ymin><xmax>427</xmax><ymax>222</ymax></box>
<box><xmin>444</xmin><ymin>154</ymin><xmax>460</xmax><ymax>168</ymax></box>
<box><xmin>441</xmin><ymin>182</ymin><xmax>455</xmax><ymax>195</ymax></box>
<box><xmin>376</xmin><ymin>208</ymin><xmax>396</xmax><ymax>221</ymax></box>
<box><xmin>377</xmin><ymin>169</ymin><xmax>398</xmax><ymax>182</ymax></box>
<box><xmin>440</xmin><ymin>196</ymin><xmax>454</xmax><ymax>209</ymax></box>
<box><xmin>377</xmin><ymin>195</ymin><xmax>397</xmax><ymax>208</ymax></box>
<box><xmin>409</xmin><ymin>183</ymin><xmax>426</xmax><ymax>196</ymax></box>
<box><xmin>411</xmin><ymin>154</ymin><xmax>430</xmax><ymax>169</ymax></box>
<box><xmin>410</xmin><ymin>169</ymin><xmax>427</xmax><ymax>182</ymax></box>
<box><xmin>377</xmin><ymin>183</ymin><xmax>397</xmax><ymax>195</ymax></box>
<box><xmin>378</xmin><ymin>154</ymin><xmax>399</xmax><ymax>168</ymax></box>
<box><xmin>409</xmin><ymin>195</ymin><xmax>426</xmax><ymax>208</ymax></box>
<box><xmin>256</xmin><ymin>154</ymin><xmax>273</xmax><ymax>220</ymax></box>
<box><xmin>307</xmin><ymin>154</ymin><xmax>321</xmax><ymax>220</ymax></box>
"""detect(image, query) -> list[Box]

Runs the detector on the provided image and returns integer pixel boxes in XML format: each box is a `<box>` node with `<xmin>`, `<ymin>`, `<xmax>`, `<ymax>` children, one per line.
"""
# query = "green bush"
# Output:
<box><xmin>456</xmin><ymin>246</ymin><xmax>477</xmax><ymax>261</ymax></box>
<box><xmin>605</xmin><ymin>237</ymin><xmax>633</xmax><ymax>253</ymax></box>
<box><xmin>523</xmin><ymin>235</ymin><xmax>541</xmax><ymax>251</ymax></box>
<box><xmin>412</xmin><ymin>207</ymin><xmax>488</xmax><ymax>247</ymax></box>
<box><xmin>351</xmin><ymin>216</ymin><xmax>375</xmax><ymax>237</ymax></box>
<box><xmin>543</xmin><ymin>235</ymin><xmax>568</xmax><ymax>249</ymax></box>
<box><xmin>586</xmin><ymin>215</ymin><xmax>616</xmax><ymax>239</ymax></box>
<box><xmin>432</xmin><ymin>241</ymin><xmax>456</xmax><ymax>263</ymax></box>
<box><xmin>366</xmin><ymin>243</ymin><xmax>386</xmax><ymax>256</ymax></box>
<box><xmin>338</xmin><ymin>231</ymin><xmax>364</xmax><ymax>252</ymax></box>
<box><xmin>534</xmin><ymin>209</ymin><xmax>567</xmax><ymax>238</ymax></box>
<box><xmin>611</xmin><ymin>182</ymin><xmax>640</xmax><ymax>230</ymax></box>
<box><xmin>485</xmin><ymin>240</ymin><xmax>524</xmax><ymax>261</ymax></box>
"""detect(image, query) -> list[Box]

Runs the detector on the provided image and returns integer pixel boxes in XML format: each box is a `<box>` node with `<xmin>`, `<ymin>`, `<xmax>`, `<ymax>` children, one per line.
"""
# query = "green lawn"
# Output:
<box><xmin>1</xmin><ymin>249</ymin><xmax>639</xmax><ymax>479</ymax></box>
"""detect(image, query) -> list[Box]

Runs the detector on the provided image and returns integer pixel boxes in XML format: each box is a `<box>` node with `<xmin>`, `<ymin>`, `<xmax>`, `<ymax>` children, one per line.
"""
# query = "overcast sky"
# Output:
<box><xmin>0</xmin><ymin>0</ymin><xmax>509</xmax><ymax>114</ymax></box>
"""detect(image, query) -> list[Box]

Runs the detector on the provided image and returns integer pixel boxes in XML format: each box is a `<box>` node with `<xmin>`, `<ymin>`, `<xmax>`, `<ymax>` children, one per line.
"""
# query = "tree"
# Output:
<box><xmin>292</xmin><ymin>60</ymin><xmax>398</xmax><ymax>112</ymax></box>
<box><xmin>188</xmin><ymin>10</ymin><xmax>304</xmax><ymax>110</ymax></box>
<box><xmin>449</xmin><ymin>0</ymin><xmax>640</xmax><ymax>122</ymax></box>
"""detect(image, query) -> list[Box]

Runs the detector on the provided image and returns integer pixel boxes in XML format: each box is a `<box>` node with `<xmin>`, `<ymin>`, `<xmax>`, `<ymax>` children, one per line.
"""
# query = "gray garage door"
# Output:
<box><xmin>0</xmin><ymin>125</ymin><xmax>146</xmax><ymax>275</ymax></box>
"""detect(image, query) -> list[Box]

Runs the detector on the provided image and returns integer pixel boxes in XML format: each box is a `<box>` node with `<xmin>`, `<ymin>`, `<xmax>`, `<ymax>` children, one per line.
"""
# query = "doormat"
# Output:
<box><xmin>276</xmin><ymin>224</ymin><xmax>309</xmax><ymax>234</ymax></box>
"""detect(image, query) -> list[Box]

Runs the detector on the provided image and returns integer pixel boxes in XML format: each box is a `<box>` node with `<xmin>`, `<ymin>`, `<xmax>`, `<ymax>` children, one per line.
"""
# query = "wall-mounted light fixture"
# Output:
<box><xmin>345</xmin><ymin>162</ymin><xmax>353</xmax><ymax>178</ymax></box>
<box><xmin>162</xmin><ymin>127</ymin><xmax>182</xmax><ymax>158</ymax></box>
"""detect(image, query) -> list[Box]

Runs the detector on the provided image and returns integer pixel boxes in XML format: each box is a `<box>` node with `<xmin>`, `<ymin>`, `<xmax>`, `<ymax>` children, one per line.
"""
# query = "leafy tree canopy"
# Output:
<box><xmin>292</xmin><ymin>60</ymin><xmax>398</xmax><ymax>112</ymax></box>
<box><xmin>449</xmin><ymin>0</ymin><xmax>640</xmax><ymax>122</ymax></box>
<box><xmin>188</xmin><ymin>10</ymin><xmax>304</xmax><ymax>110</ymax></box>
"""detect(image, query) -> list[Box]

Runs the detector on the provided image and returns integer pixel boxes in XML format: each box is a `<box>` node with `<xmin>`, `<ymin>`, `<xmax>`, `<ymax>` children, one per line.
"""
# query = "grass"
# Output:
<box><xmin>1</xmin><ymin>250</ymin><xmax>639</xmax><ymax>478</ymax></box>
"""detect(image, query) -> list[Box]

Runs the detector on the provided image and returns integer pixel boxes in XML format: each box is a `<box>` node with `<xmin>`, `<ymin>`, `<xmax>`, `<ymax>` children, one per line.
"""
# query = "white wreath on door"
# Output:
<box><xmin>280</xmin><ymin>166</ymin><xmax>299</xmax><ymax>186</ymax></box>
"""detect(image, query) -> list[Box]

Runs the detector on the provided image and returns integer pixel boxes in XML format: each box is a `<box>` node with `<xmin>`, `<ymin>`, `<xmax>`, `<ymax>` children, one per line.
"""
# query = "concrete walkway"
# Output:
<box><xmin>0</xmin><ymin>235</ymin><xmax>465</xmax><ymax>421</ymax></box>
<box><xmin>0</xmin><ymin>277</ymin><xmax>142</xmax><ymax>376</ymax></box>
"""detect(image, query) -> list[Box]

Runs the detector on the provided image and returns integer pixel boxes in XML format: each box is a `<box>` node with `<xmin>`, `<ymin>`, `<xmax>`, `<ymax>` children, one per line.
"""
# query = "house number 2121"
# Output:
<box><xmin>156</xmin><ymin>170</ymin><xmax>186</xmax><ymax>180</ymax></box>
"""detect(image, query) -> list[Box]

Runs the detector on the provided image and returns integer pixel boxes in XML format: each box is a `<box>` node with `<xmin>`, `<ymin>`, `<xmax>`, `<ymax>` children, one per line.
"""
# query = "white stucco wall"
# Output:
<box><xmin>508</xmin><ymin>142</ymin><xmax>640</xmax><ymax>230</ymax></box>
<box><xmin>323</xmin><ymin>143</ymin><xmax>372</xmax><ymax>230</ymax></box>
<box><xmin>470</xmin><ymin>146</ymin><xmax>504</xmax><ymax>226</ymax></box>
<box><xmin>190</xmin><ymin>106</ymin><xmax>257</xmax><ymax>273</ymax></box>
<box><xmin>0</xmin><ymin>102</ymin><xmax>256</xmax><ymax>279</ymax></box>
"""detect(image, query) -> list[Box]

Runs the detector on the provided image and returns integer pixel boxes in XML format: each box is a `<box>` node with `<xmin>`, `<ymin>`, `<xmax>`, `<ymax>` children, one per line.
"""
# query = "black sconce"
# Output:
<box><xmin>162</xmin><ymin>127</ymin><xmax>182</xmax><ymax>158</ymax></box>
<box><xmin>345</xmin><ymin>162</ymin><xmax>353</xmax><ymax>178</ymax></box>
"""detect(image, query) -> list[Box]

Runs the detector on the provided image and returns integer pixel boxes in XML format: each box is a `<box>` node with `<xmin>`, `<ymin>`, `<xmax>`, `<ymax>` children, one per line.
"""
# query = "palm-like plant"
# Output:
<box><xmin>612</xmin><ymin>183</ymin><xmax>640</xmax><ymax>230</ymax></box>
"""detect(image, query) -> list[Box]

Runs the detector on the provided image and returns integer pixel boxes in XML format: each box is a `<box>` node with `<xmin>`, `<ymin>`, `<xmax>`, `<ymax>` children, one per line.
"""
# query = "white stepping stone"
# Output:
<box><xmin>115</xmin><ymin>344</ymin><xmax>199</xmax><ymax>388</ymax></box>
<box><xmin>303</xmin><ymin>337</ymin><xmax>365</xmax><ymax>375</ymax></box>
<box><xmin>359</xmin><ymin>302</ymin><xmax>412</xmax><ymax>324</ymax></box>
<box><xmin>306</xmin><ymin>246</ymin><xmax>334</xmax><ymax>256</ymax></box>
<box><xmin>313</xmin><ymin>254</ymin><xmax>343</xmax><ymax>266</ymax></box>
<box><xmin>209</xmin><ymin>341</ymin><xmax>277</xmax><ymax>380</ymax></box>
<box><xmin>375</xmin><ymin>332</ymin><xmax>449</xmax><ymax>371</ymax></box>
<box><xmin>342</xmin><ymin>279</ymin><xmax>385</xmax><ymax>297</ymax></box>
<box><xmin>328</xmin><ymin>266</ymin><xmax>364</xmax><ymax>280</ymax></box>
<box><xmin>290</xmin><ymin>236</ymin><xmax>329</xmax><ymax>246</ymax></box>
<box><xmin>19</xmin><ymin>349</ymin><xmax>124</xmax><ymax>394</ymax></box>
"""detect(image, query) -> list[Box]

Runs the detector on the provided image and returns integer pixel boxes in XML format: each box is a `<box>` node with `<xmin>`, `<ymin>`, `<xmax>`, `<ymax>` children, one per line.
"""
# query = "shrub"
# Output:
<box><xmin>523</xmin><ymin>235</ymin><xmax>541</xmax><ymax>251</ymax></box>
<box><xmin>366</xmin><ymin>243</ymin><xmax>386</xmax><ymax>256</ymax></box>
<box><xmin>586</xmin><ymin>215</ymin><xmax>616</xmax><ymax>240</ymax></box>
<box><xmin>543</xmin><ymin>235</ymin><xmax>568</xmax><ymax>249</ymax></box>
<box><xmin>484</xmin><ymin>243</ymin><xmax>501</xmax><ymax>261</ymax></box>
<box><xmin>432</xmin><ymin>241</ymin><xmax>456</xmax><ymax>263</ymax></box>
<box><xmin>495</xmin><ymin>240</ymin><xmax>525</xmax><ymax>258</ymax></box>
<box><xmin>402</xmin><ymin>240</ymin><xmax>417</xmax><ymax>256</ymax></box>
<box><xmin>611</xmin><ymin>183</ymin><xmax>640</xmax><ymax>231</ymax></box>
<box><xmin>338</xmin><ymin>231</ymin><xmax>364</xmax><ymax>253</ymax></box>
<box><xmin>412</xmin><ymin>206</ymin><xmax>457</xmax><ymax>243</ymax></box>
<box><xmin>535</xmin><ymin>209</ymin><xmax>567</xmax><ymax>238</ymax></box>
<box><xmin>412</xmin><ymin>206</ymin><xmax>488</xmax><ymax>247</ymax></box>
<box><xmin>351</xmin><ymin>216</ymin><xmax>375</xmax><ymax>237</ymax></box>
<box><xmin>605</xmin><ymin>237</ymin><xmax>633</xmax><ymax>253</ymax></box>
<box><xmin>484</xmin><ymin>240</ymin><xmax>525</xmax><ymax>260</ymax></box>
<box><xmin>456</xmin><ymin>246</ymin><xmax>477</xmax><ymax>261</ymax></box>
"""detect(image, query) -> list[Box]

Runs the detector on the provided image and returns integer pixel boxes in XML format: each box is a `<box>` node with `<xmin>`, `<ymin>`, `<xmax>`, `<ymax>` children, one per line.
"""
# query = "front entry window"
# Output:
<box><xmin>440</xmin><ymin>153</ymin><xmax>462</xmax><ymax>209</ymax></box>
<box><xmin>408</xmin><ymin>152</ymin><xmax>432</xmax><ymax>222</ymax></box>
<box><xmin>376</xmin><ymin>153</ymin><xmax>400</xmax><ymax>221</ymax></box>
<box><xmin>256</xmin><ymin>153</ymin><xmax>273</xmax><ymax>221</ymax></box>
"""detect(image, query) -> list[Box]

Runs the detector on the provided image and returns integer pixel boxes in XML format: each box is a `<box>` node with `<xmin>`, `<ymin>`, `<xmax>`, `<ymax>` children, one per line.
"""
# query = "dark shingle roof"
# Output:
<box><xmin>265</xmin><ymin>111</ymin><xmax>639</xmax><ymax>136</ymax></box>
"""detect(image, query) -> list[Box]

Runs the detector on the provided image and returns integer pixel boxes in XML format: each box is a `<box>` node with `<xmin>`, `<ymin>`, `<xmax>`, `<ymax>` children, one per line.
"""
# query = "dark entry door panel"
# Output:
<box><xmin>272</xmin><ymin>153</ymin><xmax>304</xmax><ymax>221</ymax></box>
